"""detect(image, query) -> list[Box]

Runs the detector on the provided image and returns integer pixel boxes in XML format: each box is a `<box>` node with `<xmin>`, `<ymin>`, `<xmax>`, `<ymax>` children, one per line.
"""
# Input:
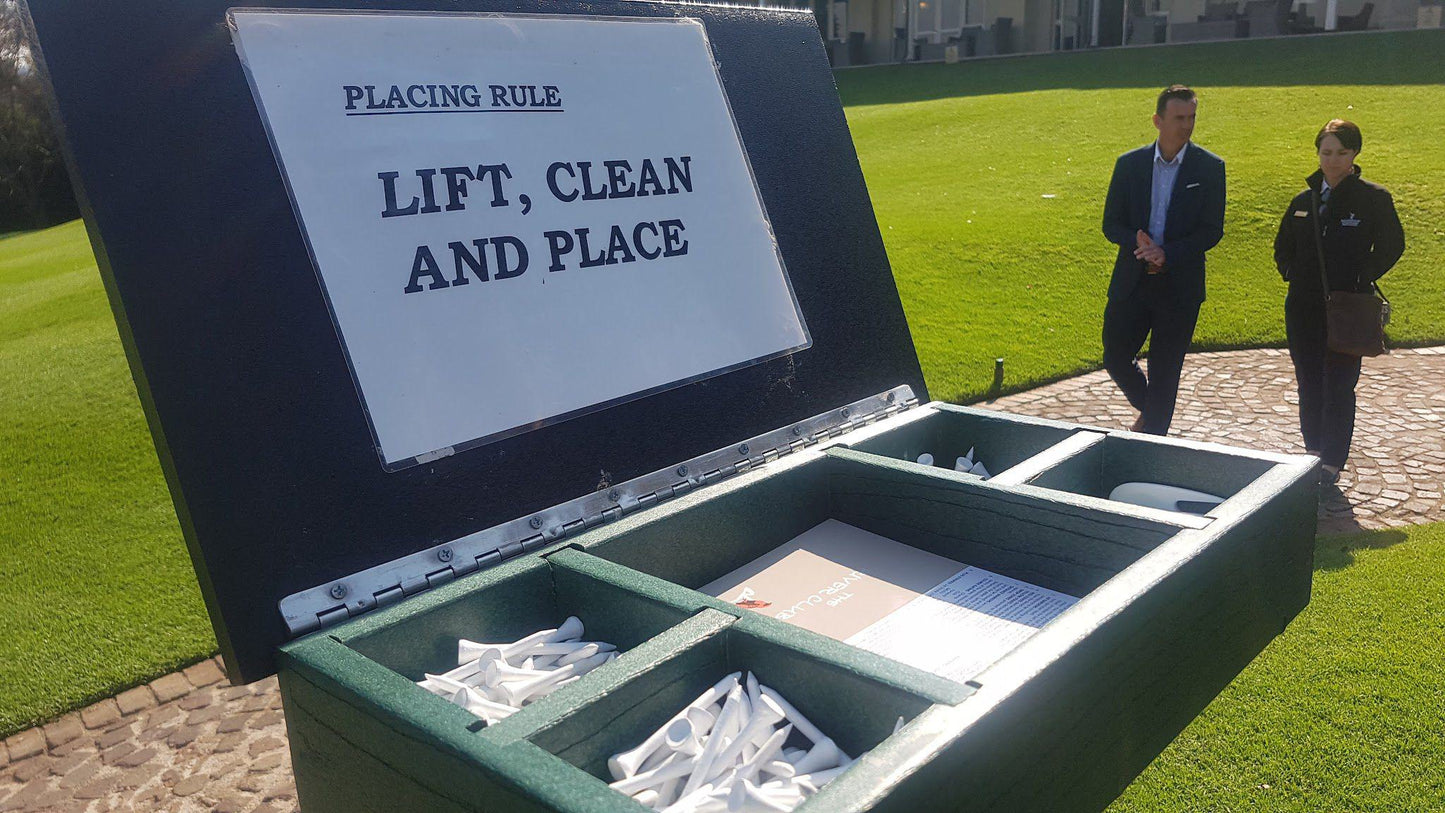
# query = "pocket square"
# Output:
<box><xmin>1185</xmin><ymin>182</ymin><xmax>1201</xmax><ymax>189</ymax></box>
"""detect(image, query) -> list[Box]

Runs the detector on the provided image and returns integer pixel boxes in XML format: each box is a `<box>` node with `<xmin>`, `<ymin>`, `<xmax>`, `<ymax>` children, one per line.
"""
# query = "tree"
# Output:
<box><xmin>0</xmin><ymin>0</ymin><xmax>77</xmax><ymax>231</ymax></box>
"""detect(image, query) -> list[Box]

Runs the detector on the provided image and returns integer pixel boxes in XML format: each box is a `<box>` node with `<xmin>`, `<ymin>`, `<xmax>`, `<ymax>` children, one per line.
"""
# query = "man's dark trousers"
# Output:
<box><xmin>1100</xmin><ymin>142</ymin><xmax>1226</xmax><ymax>435</ymax></box>
<box><xmin>1103</xmin><ymin>275</ymin><xmax>1200</xmax><ymax>435</ymax></box>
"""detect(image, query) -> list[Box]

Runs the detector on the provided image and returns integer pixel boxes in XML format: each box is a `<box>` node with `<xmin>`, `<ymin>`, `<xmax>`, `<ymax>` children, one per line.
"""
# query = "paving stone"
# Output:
<box><xmin>100</xmin><ymin>742</ymin><xmax>137</xmax><ymax>766</ymax></box>
<box><xmin>0</xmin><ymin>780</ymin><xmax>46</xmax><ymax>812</ymax></box>
<box><xmin>248</xmin><ymin>710</ymin><xmax>286</xmax><ymax>731</ymax></box>
<box><xmin>219</xmin><ymin>687</ymin><xmax>250</xmax><ymax>702</ymax></box>
<box><xmin>56</xmin><ymin>757</ymin><xmax>101</xmax><ymax>789</ymax></box>
<box><xmin>4</xmin><ymin>730</ymin><xmax>44</xmax><ymax>762</ymax></box>
<box><xmin>49</xmin><ymin>747</ymin><xmax>95</xmax><ymax>777</ymax></box>
<box><xmin>150</xmin><ymin>673</ymin><xmax>192</xmax><ymax>704</ymax></box>
<box><xmin>114</xmin><ymin>747</ymin><xmax>157</xmax><ymax>770</ymax></box>
<box><xmin>71</xmin><ymin>772</ymin><xmax>121</xmax><ymax>800</ymax></box>
<box><xmin>96</xmin><ymin>724</ymin><xmax>135</xmax><ymax>751</ymax></box>
<box><xmin>9</xmin><ymin>754</ymin><xmax>52</xmax><ymax>783</ymax></box>
<box><xmin>249</xmin><ymin>752</ymin><xmax>286</xmax><ymax>773</ymax></box>
<box><xmin>166</xmin><ymin>725</ymin><xmax>202</xmax><ymax>749</ymax></box>
<box><xmin>216</xmin><ymin>715</ymin><xmax>253</xmax><ymax>735</ymax></box>
<box><xmin>172</xmin><ymin>773</ymin><xmax>209</xmax><ymax>797</ymax></box>
<box><xmin>263</xmin><ymin>780</ymin><xmax>297</xmax><ymax>802</ymax></box>
<box><xmin>178</xmin><ymin>689</ymin><xmax>214</xmax><ymax>712</ymax></box>
<box><xmin>145</xmin><ymin>704</ymin><xmax>183</xmax><ymax>729</ymax></box>
<box><xmin>249</xmin><ymin>737</ymin><xmax>285</xmax><ymax>757</ymax></box>
<box><xmin>138</xmin><ymin>725</ymin><xmax>175</xmax><ymax>744</ymax></box>
<box><xmin>184</xmin><ymin>706</ymin><xmax>225</xmax><ymax>726</ymax></box>
<box><xmin>47</xmin><ymin>735</ymin><xmax>95</xmax><ymax>758</ymax></box>
<box><xmin>212</xmin><ymin>733</ymin><xmax>248</xmax><ymax>755</ymax></box>
<box><xmin>242</xmin><ymin>695</ymin><xmax>272</xmax><ymax>714</ymax></box>
<box><xmin>80</xmin><ymin>700</ymin><xmax>121</xmax><ymax>731</ymax></box>
<box><xmin>115</xmin><ymin>686</ymin><xmax>157</xmax><ymax>716</ymax></box>
<box><xmin>42</xmin><ymin>715</ymin><xmax>84</xmax><ymax>750</ymax></box>
<box><xmin>214</xmin><ymin>798</ymin><xmax>249</xmax><ymax>813</ymax></box>
<box><xmin>0</xmin><ymin>740</ymin><xmax>8</xmax><ymax>768</ymax></box>
<box><xmin>238</xmin><ymin>774</ymin><xmax>269</xmax><ymax>793</ymax></box>
<box><xmin>183</xmin><ymin>660</ymin><xmax>226</xmax><ymax>689</ymax></box>
<box><xmin>118</xmin><ymin>764</ymin><xmax>159</xmax><ymax>790</ymax></box>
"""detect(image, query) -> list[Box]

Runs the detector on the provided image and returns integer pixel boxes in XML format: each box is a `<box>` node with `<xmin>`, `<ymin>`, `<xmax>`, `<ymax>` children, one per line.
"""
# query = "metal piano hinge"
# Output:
<box><xmin>280</xmin><ymin>385</ymin><xmax>918</xmax><ymax>637</ymax></box>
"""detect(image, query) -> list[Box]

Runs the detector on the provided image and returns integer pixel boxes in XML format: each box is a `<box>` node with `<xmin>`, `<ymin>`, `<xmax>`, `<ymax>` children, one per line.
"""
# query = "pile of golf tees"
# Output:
<box><xmin>916</xmin><ymin>445</ymin><xmax>990</xmax><ymax>479</ymax></box>
<box><xmin>415</xmin><ymin>616</ymin><xmax>616</xmax><ymax>725</ymax></box>
<box><xmin>608</xmin><ymin>671</ymin><xmax>856</xmax><ymax>811</ymax></box>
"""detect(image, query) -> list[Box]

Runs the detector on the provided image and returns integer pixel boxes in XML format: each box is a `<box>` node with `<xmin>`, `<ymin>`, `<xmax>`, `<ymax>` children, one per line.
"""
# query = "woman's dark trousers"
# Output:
<box><xmin>1285</xmin><ymin>294</ymin><xmax>1362</xmax><ymax>469</ymax></box>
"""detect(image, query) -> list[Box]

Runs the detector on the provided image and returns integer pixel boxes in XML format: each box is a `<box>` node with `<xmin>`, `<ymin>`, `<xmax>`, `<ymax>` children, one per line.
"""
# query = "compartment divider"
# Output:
<box><xmin>483</xmin><ymin>607</ymin><xmax>737</xmax><ymax>745</ymax></box>
<box><xmin>544</xmin><ymin>545</ymin><xmax>743</xmax><ymax>620</ymax></box>
<box><xmin>729</xmin><ymin>611</ymin><xmax>974</xmax><ymax>706</ymax></box>
<box><xmin>829</xmin><ymin>446</ymin><xmax>1213</xmax><ymax>532</ymax></box>
<box><xmin>988</xmin><ymin>430</ymin><xmax>1107</xmax><ymax>486</ymax></box>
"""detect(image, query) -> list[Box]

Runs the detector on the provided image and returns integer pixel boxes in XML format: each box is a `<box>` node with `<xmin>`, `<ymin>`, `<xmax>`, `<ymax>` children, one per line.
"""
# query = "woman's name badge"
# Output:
<box><xmin>1341</xmin><ymin>214</ymin><xmax>1361</xmax><ymax>227</ymax></box>
<box><xmin>1293</xmin><ymin>210</ymin><xmax>1309</xmax><ymax>218</ymax></box>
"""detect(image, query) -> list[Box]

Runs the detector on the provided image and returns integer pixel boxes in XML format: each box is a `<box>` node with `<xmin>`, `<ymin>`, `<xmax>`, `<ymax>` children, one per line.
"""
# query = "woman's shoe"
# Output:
<box><xmin>1320</xmin><ymin>465</ymin><xmax>1341</xmax><ymax>486</ymax></box>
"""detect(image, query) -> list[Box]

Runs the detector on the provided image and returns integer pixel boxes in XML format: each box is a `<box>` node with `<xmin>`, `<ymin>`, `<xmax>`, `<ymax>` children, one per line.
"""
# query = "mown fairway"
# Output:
<box><xmin>2</xmin><ymin>30</ymin><xmax>1443</xmax><ymax>811</ymax></box>
<box><xmin>0</xmin><ymin>220</ymin><xmax>214</xmax><ymax>734</ymax></box>
<box><xmin>838</xmin><ymin>29</ymin><xmax>1445</xmax><ymax>401</ymax></box>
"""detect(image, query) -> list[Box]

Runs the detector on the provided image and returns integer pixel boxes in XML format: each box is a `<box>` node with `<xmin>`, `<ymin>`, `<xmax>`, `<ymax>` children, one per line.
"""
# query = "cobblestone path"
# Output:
<box><xmin>3</xmin><ymin>347</ymin><xmax>1442</xmax><ymax>812</ymax></box>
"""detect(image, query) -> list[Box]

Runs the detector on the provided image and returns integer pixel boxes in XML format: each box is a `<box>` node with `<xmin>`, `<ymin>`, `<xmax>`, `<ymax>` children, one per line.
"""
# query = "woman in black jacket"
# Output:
<box><xmin>1273</xmin><ymin>119</ymin><xmax>1405</xmax><ymax>485</ymax></box>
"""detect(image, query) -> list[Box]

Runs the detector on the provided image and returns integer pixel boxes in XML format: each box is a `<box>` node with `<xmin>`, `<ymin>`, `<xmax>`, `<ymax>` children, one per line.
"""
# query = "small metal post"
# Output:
<box><xmin>992</xmin><ymin>358</ymin><xmax>1004</xmax><ymax>395</ymax></box>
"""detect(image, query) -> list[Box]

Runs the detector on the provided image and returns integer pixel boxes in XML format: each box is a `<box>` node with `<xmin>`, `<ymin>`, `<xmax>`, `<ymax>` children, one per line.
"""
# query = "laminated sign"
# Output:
<box><xmin>230</xmin><ymin>11</ymin><xmax>810</xmax><ymax>469</ymax></box>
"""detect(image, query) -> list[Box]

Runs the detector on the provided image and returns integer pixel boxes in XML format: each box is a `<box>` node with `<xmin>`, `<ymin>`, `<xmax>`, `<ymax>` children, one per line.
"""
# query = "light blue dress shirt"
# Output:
<box><xmin>1148</xmin><ymin>141</ymin><xmax>1187</xmax><ymax>247</ymax></box>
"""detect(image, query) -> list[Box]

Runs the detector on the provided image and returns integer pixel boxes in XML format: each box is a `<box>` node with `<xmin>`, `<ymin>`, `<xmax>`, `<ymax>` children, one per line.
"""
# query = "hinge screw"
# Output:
<box><xmin>887</xmin><ymin>392</ymin><xmax>897</xmax><ymax>403</ymax></box>
<box><xmin>329</xmin><ymin>584</ymin><xmax>347</xmax><ymax>600</ymax></box>
<box><xmin>676</xmin><ymin>465</ymin><xmax>689</xmax><ymax>477</ymax></box>
<box><xmin>608</xmin><ymin>488</ymin><xmax>621</xmax><ymax>501</ymax></box>
<box><xmin>791</xmin><ymin>426</ymin><xmax>802</xmax><ymax>436</ymax></box>
<box><xmin>738</xmin><ymin>444</ymin><xmax>750</xmax><ymax>455</ymax></box>
<box><xmin>841</xmin><ymin>407</ymin><xmax>852</xmax><ymax>418</ymax></box>
<box><xmin>529</xmin><ymin>516</ymin><xmax>543</xmax><ymax>529</ymax></box>
<box><xmin>437</xmin><ymin>547</ymin><xmax>453</xmax><ymax>562</ymax></box>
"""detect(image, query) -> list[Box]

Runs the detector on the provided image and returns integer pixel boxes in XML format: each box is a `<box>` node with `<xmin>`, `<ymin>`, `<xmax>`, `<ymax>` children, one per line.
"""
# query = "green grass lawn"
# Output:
<box><xmin>1110</xmin><ymin>521</ymin><xmax>1445</xmax><ymax>813</ymax></box>
<box><xmin>2</xmin><ymin>29</ymin><xmax>1444</xmax><ymax>811</ymax></box>
<box><xmin>838</xmin><ymin>29</ymin><xmax>1445</xmax><ymax>402</ymax></box>
<box><xmin>0</xmin><ymin>220</ymin><xmax>215</xmax><ymax>734</ymax></box>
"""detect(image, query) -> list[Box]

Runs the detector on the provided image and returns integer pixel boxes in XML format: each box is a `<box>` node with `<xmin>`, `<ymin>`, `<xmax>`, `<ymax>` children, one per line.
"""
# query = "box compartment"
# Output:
<box><xmin>841</xmin><ymin>404</ymin><xmax>1080</xmax><ymax>479</ymax></box>
<box><xmin>342</xmin><ymin>553</ymin><xmax>697</xmax><ymax>686</ymax></box>
<box><xmin>581</xmin><ymin>450</ymin><xmax>1189</xmax><ymax>609</ymax></box>
<box><xmin>1019</xmin><ymin>433</ymin><xmax>1277</xmax><ymax>514</ymax></box>
<box><xmin>524</xmin><ymin>614</ymin><xmax>934</xmax><ymax>794</ymax></box>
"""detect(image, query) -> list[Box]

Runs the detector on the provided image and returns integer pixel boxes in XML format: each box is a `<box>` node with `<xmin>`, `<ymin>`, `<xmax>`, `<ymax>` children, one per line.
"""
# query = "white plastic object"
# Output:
<box><xmin>611</xmin><ymin>673</ymin><xmax>741</xmax><ymax>779</ymax></box>
<box><xmin>1108</xmin><ymin>482</ymin><xmax>1225</xmax><ymax>514</ymax></box>
<box><xmin>916</xmin><ymin>453</ymin><xmax>934</xmax><ymax>466</ymax></box>
<box><xmin>757</xmin><ymin>686</ymin><xmax>825</xmax><ymax>745</ymax></box>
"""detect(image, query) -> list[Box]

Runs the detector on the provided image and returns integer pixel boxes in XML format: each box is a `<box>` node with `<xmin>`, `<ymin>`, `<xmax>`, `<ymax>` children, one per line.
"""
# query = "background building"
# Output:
<box><xmin>813</xmin><ymin>0</ymin><xmax>1443</xmax><ymax>65</ymax></box>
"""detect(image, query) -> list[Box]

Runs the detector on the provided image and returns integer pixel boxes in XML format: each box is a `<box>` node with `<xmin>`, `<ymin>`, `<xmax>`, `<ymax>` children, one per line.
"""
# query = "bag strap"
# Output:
<box><xmin>1310</xmin><ymin>186</ymin><xmax>1331</xmax><ymax>302</ymax></box>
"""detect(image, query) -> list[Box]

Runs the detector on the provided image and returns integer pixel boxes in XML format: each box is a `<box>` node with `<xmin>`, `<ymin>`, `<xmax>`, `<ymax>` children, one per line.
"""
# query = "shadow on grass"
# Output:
<box><xmin>1313</xmin><ymin>523</ymin><xmax>1409</xmax><ymax>572</ymax></box>
<box><xmin>836</xmin><ymin>29</ymin><xmax>1445</xmax><ymax>107</ymax></box>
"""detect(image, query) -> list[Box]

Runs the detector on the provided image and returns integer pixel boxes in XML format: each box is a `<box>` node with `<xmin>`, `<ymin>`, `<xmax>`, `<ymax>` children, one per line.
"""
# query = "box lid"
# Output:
<box><xmin>25</xmin><ymin>0</ymin><xmax>926</xmax><ymax>682</ymax></box>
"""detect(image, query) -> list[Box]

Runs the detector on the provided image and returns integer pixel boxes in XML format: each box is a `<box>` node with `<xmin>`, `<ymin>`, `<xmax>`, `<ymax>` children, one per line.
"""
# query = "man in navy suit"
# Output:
<box><xmin>1101</xmin><ymin>85</ymin><xmax>1225</xmax><ymax>435</ymax></box>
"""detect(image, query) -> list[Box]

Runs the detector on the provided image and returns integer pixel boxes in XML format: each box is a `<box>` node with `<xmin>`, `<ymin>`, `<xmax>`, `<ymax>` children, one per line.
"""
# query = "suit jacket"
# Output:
<box><xmin>1101</xmin><ymin>142</ymin><xmax>1226</xmax><ymax>305</ymax></box>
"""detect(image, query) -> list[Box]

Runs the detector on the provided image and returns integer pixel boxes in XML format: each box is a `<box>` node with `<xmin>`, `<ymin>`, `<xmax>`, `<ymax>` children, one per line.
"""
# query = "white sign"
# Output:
<box><xmin>229</xmin><ymin>11</ymin><xmax>810</xmax><ymax>468</ymax></box>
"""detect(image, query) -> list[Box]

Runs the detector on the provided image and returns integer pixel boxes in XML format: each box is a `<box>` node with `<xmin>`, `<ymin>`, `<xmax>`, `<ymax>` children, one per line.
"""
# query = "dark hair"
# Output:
<box><xmin>1155</xmin><ymin>85</ymin><xmax>1197</xmax><ymax>116</ymax></box>
<box><xmin>1315</xmin><ymin>119</ymin><xmax>1363</xmax><ymax>152</ymax></box>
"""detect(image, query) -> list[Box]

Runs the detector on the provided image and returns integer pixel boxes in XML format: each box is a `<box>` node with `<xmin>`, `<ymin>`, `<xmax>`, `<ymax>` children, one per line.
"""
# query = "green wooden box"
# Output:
<box><xmin>24</xmin><ymin>0</ymin><xmax>1318</xmax><ymax>810</ymax></box>
<box><xmin>281</xmin><ymin>399</ymin><xmax>1316</xmax><ymax>812</ymax></box>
